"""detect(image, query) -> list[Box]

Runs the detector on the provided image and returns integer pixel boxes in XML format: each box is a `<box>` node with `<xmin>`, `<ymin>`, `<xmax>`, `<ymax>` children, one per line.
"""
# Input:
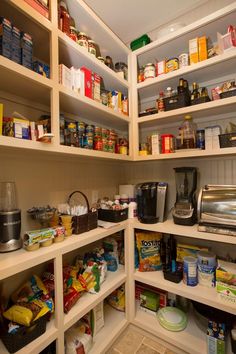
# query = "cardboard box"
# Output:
<box><xmin>176</xmin><ymin>243</ymin><xmax>208</xmax><ymax>262</ymax></box>
<box><xmin>3</xmin><ymin>117</ymin><xmax>14</xmax><ymax>137</ymax></box>
<box><xmin>11</xmin><ymin>26</ymin><xmax>21</xmax><ymax>64</ymax></box>
<box><xmin>189</xmin><ymin>38</ymin><xmax>199</xmax><ymax>64</ymax></box>
<box><xmin>21</xmin><ymin>32</ymin><xmax>33</xmax><ymax>70</ymax></box>
<box><xmin>13</xmin><ymin>117</ymin><xmax>30</xmax><ymax>139</ymax></box>
<box><xmin>93</xmin><ymin>72</ymin><xmax>101</xmax><ymax>102</ymax></box>
<box><xmin>198</xmin><ymin>36</ymin><xmax>208</xmax><ymax>61</ymax></box>
<box><xmin>80</xmin><ymin>66</ymin><xmax>92</xmax><ymax>98</ymax></box>
<box><xmin>216</xmin><ymin>260</ymin><xmax>236</xmax><ymax>302</ymax></box>
<box><xmin>0</xmin><ymin>17</ymin><xmax>12</xmax><ymax>60</ymax></box>
<box><xmin>151</xmin><ymin>134</ymin><xmax>160</xmax><ymax>155</ymax></box>
<box><xmin>59</xmin><ymin>64</ymin><xmax>72</xmax><ymax>90</ymax></box>
<box><xmin>140</xmin><ymin>289</ymin><xmax>160</xmax><ymax>312</ymax></box>
<box><xmin>207</xmin><ymin>320</ymin><xmax>226</xmax><ymax>354</ymax></box>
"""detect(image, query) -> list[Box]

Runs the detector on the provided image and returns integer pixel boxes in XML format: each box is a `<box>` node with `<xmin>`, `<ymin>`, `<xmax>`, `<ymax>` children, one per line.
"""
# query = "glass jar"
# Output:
<box><xmin>69</xmin><ymin>26</ymin><xmax>78</xmax><ymax>42</ymax></box>
<box><xmin>180</xmin><ymin>115</ymin><xmax>197</xmax><ymax>149</ymax></box>
<box><xmin>144</xmin><ymin>63</ymin><xmax>155</xmax><ymax>80</ymax></box>
<box><xmin>105</xmin><ymin>56</ymin><xmax>114</xmax><ymax>69</ymax></box>
<box><xmin>115</xmin><ymin>62</ymin><xmax>128</xmax><ymax>80</ymax></box>
<box><xmin>77</xmin><ymin>32</ymin><xmax>88</xmax><ymax>50</ymax></box>
<box><xmin>88</xmin><ymin>40</ymin><xmax>96</xmax><ymax>56</ymax></box>
<box><xmin>97</xmin><ymin>56</ymin><xmax>105</xmax><ymax>64</ymax></box>
<box><xmin>59</xmin><ymin>1</ymin><xmax>70</xmax><ymax>36</ymax></box>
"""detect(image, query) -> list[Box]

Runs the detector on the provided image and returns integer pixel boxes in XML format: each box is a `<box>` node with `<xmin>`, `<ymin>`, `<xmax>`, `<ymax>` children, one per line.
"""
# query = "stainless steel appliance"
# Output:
<box><xmin>198</xmin><ymin>184</ymin><xmax>236</xmax><ymax>236</ymax></box>
<box><xmin>136</xmin><ymin>182</ymin><xmax>168</xmax><ymax>224</ymax></box>
<box><xmin>172</xmin><ymin>167</ymin><xmax>197</xmax><ymax>226</ymax></box>
<box><xmin>0</xmin><ymin>182</ymin><xmax>22</xmax><ymax>252</ymax></box>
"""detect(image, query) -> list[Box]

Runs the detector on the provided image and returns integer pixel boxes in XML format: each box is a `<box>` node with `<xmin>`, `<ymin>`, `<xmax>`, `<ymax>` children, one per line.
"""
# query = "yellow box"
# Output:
<box><xmin>176</xmin><ymin>243</ymin><xmax>208</xmax><ymax>262</ymax></box>
<box><xmin>0</xmin><ymin>103</ymin><xmax>3</xmax><ymax>135</ymax></box>
<box><xmin>189</xmin><ymin>38</ymin><xmax>199</xmax><ymax>64</ymax></box>
<box><xmin>198</xmin><ymin>36</ymin><xmax>208</xmax><ymax>61</ymax></box>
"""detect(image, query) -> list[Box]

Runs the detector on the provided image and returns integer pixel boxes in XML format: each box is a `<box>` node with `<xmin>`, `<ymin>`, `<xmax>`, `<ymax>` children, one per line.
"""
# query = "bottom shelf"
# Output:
<box><xmin>89</xmin><ymin>304</ymin><xmax>128</xmax><ymax>354</ymax></box>
<box><xmin>0</xmin><ymin>319</ymin><xmax>58</xmax><ymax>354</ymax></box>
<box><xmin>133</xmin><ymin>306</ymin><xmax>233</xmax><ymax>354</ymax></box>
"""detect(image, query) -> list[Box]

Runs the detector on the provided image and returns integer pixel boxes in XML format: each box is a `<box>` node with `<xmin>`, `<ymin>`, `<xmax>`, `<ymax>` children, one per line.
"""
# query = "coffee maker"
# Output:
<box><xmin>172</xmin><ymin>167</ymin><xmax>197</xmax><ymax>226</ymax></box>
<box><xmin>0</xmin><ymin>182</ymin><xmax>22</xmax><ymax>252</ymax></box>
<box><xmin>136</xmin><ymin>182</ymin><xmax>168</xmax><ymax>224</ymax></box>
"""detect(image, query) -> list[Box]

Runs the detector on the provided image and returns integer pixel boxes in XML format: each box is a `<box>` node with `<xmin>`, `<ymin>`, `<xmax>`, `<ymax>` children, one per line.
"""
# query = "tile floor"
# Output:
<box><xmin>105</xmin><ymin>326</ymin><xmax>177</xmax><ymax>354</ymax></box>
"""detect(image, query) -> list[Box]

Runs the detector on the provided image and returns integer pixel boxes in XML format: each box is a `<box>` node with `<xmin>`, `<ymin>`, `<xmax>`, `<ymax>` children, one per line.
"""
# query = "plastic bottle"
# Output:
<box><xmin>181</xmin><ymin>115</ymin><xmax>197</xmax><ymax>149</ymax></box>
<box><xmin>128</xmin><ymin>199</ymin><xmax>137</xmax><ymax>218</ymax></box>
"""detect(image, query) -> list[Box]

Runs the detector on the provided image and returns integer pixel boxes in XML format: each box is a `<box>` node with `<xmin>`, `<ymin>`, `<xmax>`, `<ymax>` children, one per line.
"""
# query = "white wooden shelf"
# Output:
<box><xmin>0</xmin><ymin>56</ymin><xmax>52</xmax><ymax>106</ymax></box>
<box><xmin>138</xmin><ymin>96</ymin><xmax>236</xmax><ymax>128</ymax></box>
<box><xmin>0</xmin><ymin>319</ymin><xmax>58</xmax><ymax>354</ymax></box>
<box><xmin>132</xmin><ymin>219</ymin><xmax>236</xmax><ymax>244</ymax></box>
<box><xmin>89</xmin><ymin>304</ymin><xmax>128</xmax><ymax>354</ymax></box>
<box><xmin>134</xmin><ymin>270</ymin><xmax>236</xmax><ymax>315</ymax></box>
<box><xmin>0</xmin><ymin>222</ymin><xmax>128</xmax><ymax>281</ymax></box>
<box><xmin>59</xmin><ymin>85</ymin><xmax>130</xmax><ymax>131</ymax></box>
<box><xmin>64</xmin><ymin>266</ymin><xmax>126</xmax><ymax>331</ymax></box>
<box><xmin>137</xmin><ymin>49</ymin><xmax>236</xmax><ymax>101</ymax></box>
<box><xmin>133</xmin><ymin>306</ymin><xmax>207</xmax><ymax>354</ymax></box>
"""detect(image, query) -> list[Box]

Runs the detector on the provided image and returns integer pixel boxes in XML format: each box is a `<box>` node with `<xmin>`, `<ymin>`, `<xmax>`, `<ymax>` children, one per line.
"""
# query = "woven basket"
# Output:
<box><xmin>67</xmin><ymin>190</ymin><xmax>98</xmax><ymax>234</ymax></box>
<box><xmin>1</xmin><ymin>316</ymin><xmax>47</xmax><ymax>353</ymax></box>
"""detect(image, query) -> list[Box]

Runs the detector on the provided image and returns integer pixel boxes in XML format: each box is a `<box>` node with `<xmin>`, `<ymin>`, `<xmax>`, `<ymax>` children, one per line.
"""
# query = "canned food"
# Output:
<box><xmin>179</xmin><ymin>53</ymin><xmax>189</xmax><ymax>68</ymax></box>
<box><xmin>144</xmin><ymin>63</ymin><xmax>155</xmax><ymax>80</ymax></box>
<box><xmin>161</xmin><ymin>134</ymin><xmax>174</xmax><ymax>153</ymax></box>
<box><xmin>183</xmin><ymin>256</ymin><xmax>198</xmax><ymax>286</ymax></box>
<box><xmin>165</xmin><ymin>58</ymin><xmax>179</xmax><ymax>73</ymax></box>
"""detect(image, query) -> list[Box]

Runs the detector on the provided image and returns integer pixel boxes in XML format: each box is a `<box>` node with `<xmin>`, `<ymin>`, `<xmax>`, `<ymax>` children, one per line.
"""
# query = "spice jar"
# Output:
<box><xmin>77</xmin><ymin>32</ymin><xmax>88</xmax><ymax>50</ymax></box>
<box><xmin>69</xmin><ymin>26</ymin><xmax>78</xmax><ymax>42</ymax></box>
<box><xmin>105</xmin><ymin>56</ymin><xmax>114</xmax><ymax>70</ymax></box>
<box><xmin>144</xmin><ymin>63</ymin><xmax>155</xmax><ymax>80</ymax></box>
<box><xmin>88</xmin><ymin>40</ymin><xmax>96</xmax><ymax>56</ymax></box>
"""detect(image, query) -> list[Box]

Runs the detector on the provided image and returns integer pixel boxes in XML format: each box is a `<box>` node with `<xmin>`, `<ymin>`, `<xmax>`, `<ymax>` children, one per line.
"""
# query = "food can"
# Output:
<box><xmin>88</xmin><ymin>39</ymin><xmax>96</xmax><ymax>56</ymax></box>
<box><xmin>144</xmin><ymin>63</ymin><xmax>155</xmax><ymax>80</ymax></box>
<box><xmin>165</xmin><ymin>58</ymin><xmax>179</xmax><ymax>73</ymax></box>
<box><xmin>183</xmin><ymin>256</ymin><xmax>198</xmax><ymax>286</ymax></box>
<box><xmin>161</xmin><ymin>134</ymin><xmax>174</xmax><ymax>153</ymax></box>
<box><xmin>178</xmin><ymin>53</ymin><xmax>189</xmax><ymax>68</ymax></box>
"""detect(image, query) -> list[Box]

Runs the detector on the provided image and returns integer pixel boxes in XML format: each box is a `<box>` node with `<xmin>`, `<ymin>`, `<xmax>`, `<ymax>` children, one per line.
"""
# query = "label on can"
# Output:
<box><xmin>183</xmin><ymin>256</ymin><xmax>198</xmax><ymax>286</ymax></box>
<box><xmin>144</xmin><ymin>63</ymin><xmax>155</xmax><ymax>79</ymax></box>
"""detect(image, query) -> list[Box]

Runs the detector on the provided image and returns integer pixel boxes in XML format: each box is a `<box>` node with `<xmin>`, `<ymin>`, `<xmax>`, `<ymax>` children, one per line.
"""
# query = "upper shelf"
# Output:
<box><xmin>133</xmin><ymin>3</ymin><xmax>236</xmax><ymax>66</ymax></box>
<box><xmin>58</xmin><ymin>30</ymin><xmax>129</xmax><ymax>95</ymax></box>
<box><xmin>137</xmin><ymin>49</ymin><xmax>236</xmax><ymax>100</ymax></box>
<box><xmin>66</xmin><ymin>0</ymin><xmax>130</xmax><ymax>64</ymax></box>
<box><xmin>59</xmin><ymin>85</ymin><xmax>130</xmax><ymax>131</ymax></box>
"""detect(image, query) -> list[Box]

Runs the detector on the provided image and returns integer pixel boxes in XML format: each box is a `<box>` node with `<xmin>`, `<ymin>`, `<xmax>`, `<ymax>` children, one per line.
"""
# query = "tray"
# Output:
<box><xmin>220</xmin><ymin>89</ymin><xmax>236</xmax><ymax>99</ymax></box>
<box><xmin>98</xmin><ymin>208</ymin><xmax>128</xmax><ymax>222</ymax></box>
<box><xmin>1</xmin><ymin>316</ymin><xmax>47</xmax><ymax>353</ymax></box>
<box><xmin>67</xmin><ymin>191</ymin><xmax>98</xmax><ymax>234</ymax></box>
<box><xmin>219</xmin><ymin>133</ymin><xmax>236</xmax><ymax>148</ymax></box>
<box><xmin>163</xmin><ymin>92</ymin><xmax>190</xmax><ymax>111</ymax></box>
<box><xmin>191</xmin><ymin>96</ymin><xmax>211</xmax><ymax>105</ymax></box>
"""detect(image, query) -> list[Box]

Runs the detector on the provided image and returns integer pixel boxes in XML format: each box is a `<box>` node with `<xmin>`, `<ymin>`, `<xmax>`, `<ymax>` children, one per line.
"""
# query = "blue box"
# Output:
<box><xmin>21</xmin><ymin>32</ymin><xmax>33</xmax><ymax>70</ymax></box>
<box><xmin>33</xmin><ymin>60</ymin><xmax>50</xmax><ymax>78</ymax></box>
<box><xmin>11</xmin><ymin>26</ymin><xmax>21</xmax><ymax>64</ymax></box>
<box><xmin>0</xmin><ymin>17</ymin><xmax>12</xmax><ymax>59</ymax></box>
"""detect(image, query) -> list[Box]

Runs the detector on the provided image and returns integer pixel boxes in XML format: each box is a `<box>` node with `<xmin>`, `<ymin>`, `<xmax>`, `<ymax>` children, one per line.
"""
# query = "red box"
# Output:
<box><xmin>80</xmin><ymin>67</ymin><xmax>92</xmax><ymax>99</ymax></box>
<box><xmin>23</xmin><ymin>0</ymin><xmax>49</xmax><ymax>19</ymax></box>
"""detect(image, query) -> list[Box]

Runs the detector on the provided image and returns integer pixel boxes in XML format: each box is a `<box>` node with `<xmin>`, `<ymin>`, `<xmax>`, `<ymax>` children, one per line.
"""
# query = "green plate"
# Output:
<box><xmin>157</xmin><ymin>307</ymin><xmax>188</xmax><ymax>332</ymax></box>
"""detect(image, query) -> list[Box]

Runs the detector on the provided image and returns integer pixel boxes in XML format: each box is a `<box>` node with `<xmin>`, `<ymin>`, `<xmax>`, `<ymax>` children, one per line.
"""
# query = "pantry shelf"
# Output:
<box><xmin>132</xmin><ymin>218</ymin><xmax>236</xmax><ymax>245</ymax></box>
<box><xmin>134</xmin><ymin>270</ymin><xmax>236</xmax><ymax>315</ymax></box>
<box><xmin>64</xmin><ymin>266</ymin><xmax>126</xmax><ymax>331</ymax></box>
<box><xmin>89</xmin><ymin>304</ymin><xmax>128</xmax><ymax>354</ymax></box>
<box><xmin>0</xmin><ymin>319</ymin><xmax>58</xmax><ymax>354</ymax></box>
<box><xmin>137</xmin><ymin>95</ymin><xmax>236</xmax><ymax>127</ymax></box>
<box><xmin>0</xmin><ymin>56</ymin><xmax>52</xmax><ymax>105</ymax></box>
<box><xmin>59</xmin><ymin>85</ymin><xmax>130</xmax><ymax>130</ymax></box>
<box><xmin>137</xmin><ymin>49</ymin><xmax>236</xmax><ymax>101</ymax></box>
<box><xmin>58</xmin><ymin>30</ymin><xmax>129</xmax><ymax>94</ymax></box>
<box><xmin>7</xmin><ymin>0</ymin><xmax>52</xmax><ymax>32</ymax></box>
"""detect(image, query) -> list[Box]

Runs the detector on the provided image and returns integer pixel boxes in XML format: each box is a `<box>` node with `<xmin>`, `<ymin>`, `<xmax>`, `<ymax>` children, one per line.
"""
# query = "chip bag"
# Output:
<box><xmin>136</xmin><ymin>231</ymin><xmax>162</xmax><ymax>272</ymax></box>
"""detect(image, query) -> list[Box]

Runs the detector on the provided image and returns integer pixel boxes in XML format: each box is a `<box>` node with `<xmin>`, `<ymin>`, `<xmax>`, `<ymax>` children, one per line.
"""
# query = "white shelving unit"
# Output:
<box><xmin>1</xmin><ymin>1</ymin><xmax>236</xmax><ymax>354</ymax></box>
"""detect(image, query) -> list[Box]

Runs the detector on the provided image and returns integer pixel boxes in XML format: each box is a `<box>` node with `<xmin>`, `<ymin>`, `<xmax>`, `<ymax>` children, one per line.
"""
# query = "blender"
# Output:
<box><xmin>172</xmin><ymin>167</ymin><xmax>197</xmax><ymax>225</ymax></box>
<box><xmin>0</xmin><ymin>182</ymin><xmax>22</xmax><ymax>252</ymax></box>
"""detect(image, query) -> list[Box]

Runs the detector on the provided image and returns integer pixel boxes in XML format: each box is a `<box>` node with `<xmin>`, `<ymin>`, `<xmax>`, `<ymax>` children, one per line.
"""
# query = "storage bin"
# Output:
<box><xmin>1</xmin><ymin>316</ymin><xmax>47</xmax><ymax>353</ymax></box>
<box><xmin>67</xmin><ymin>190</ymin><xmax>98</xmax><ymax>234</ymax></box>
<box><xmin>220</xmin><ymin>89</ymin><xmax>236</xmax><ymax>99</ymax></box>
<box><xmin>219</xmin><ymin>133</ymin><xmax>236</xmax><ymax>148</ymax></box>
<box><xmin>98</xmin><ymin>208</ymin><xmax>128</xmax><ymax>222</ymax></box>
<box><xmin>130</xmin><ymin>34</ymin><xmax>150</xmax><ymax>51</ymax></box>
<box><xmin>163</xmin><ymin>92</ymin><xmax>190</xmax><ymax>111</ymax></box>
<box><xmin>191</xmin><ymin>96</ymin><xmax>211</xmax><ymax>105</ymax></box>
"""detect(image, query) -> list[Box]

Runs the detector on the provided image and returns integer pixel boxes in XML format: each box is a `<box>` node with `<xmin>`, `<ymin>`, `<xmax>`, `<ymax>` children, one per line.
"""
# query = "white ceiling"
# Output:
<box><xmin>84</xmin><ymin>0</ymin><xmax>207</xmax><ymax>44</ymax></box>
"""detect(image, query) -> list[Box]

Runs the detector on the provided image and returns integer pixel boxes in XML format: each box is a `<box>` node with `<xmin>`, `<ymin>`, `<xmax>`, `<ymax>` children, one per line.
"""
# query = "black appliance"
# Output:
<box><xmin>136</xmin><ymin>182</ymin><xmax>168</xmax><ymax>224</ymax></box>
<box><xmin>172</xmin><ymin>167</ymin><xmax>197</xmax><ymax>226</ymax></box>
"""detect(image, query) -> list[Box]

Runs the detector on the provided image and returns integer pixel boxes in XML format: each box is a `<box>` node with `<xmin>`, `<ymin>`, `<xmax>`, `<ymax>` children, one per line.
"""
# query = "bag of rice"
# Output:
<box><xmin>136</xmin><ymin>231</ymin><xmax>162</xmax><ymax>272</ymax></box>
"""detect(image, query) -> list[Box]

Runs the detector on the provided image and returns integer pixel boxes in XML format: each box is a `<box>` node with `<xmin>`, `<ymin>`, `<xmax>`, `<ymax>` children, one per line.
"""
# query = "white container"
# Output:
<box><xmin>128</xmin><ymin>200</ymin><xmax>137</xmax><ymax>218</ymax></box>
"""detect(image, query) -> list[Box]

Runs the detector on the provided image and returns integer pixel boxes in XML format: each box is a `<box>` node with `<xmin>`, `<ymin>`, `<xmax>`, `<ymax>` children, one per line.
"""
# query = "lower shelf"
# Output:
<box><xmin>0</xmin><ymin>319</ymin><xmax>58</xmax><ymax>354</ymax></box>
<box><xmin>89</xmin><ymin>304</ymin><xmax>128</xmax><ymax>354</ymax></box>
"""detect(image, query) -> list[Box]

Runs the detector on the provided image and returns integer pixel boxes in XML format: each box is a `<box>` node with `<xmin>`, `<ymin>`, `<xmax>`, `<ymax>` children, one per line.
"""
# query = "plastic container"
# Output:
<box><xmin>130</xmin><ymin>34</ymin><xmax>150</xmax><ymax>51</ymax></box>
<box><xmin>180</xmin><ymin>115</ymin><xmax>196</xmax><ymax>149</ymax></box>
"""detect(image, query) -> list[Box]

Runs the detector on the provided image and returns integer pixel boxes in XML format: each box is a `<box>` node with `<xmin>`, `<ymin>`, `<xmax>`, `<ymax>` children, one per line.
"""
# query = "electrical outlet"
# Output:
<box><xmin>91</xmin><ymin>190</ymin><xmax>98</xmax><ymax>204</ymax></box>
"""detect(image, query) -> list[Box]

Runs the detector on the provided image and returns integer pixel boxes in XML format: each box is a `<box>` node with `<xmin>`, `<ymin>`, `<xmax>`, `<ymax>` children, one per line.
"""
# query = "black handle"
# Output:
<box><xmin>67</xmin><ymin>190</ymin><xmax>90</xmax><ymax>210</ymax></box>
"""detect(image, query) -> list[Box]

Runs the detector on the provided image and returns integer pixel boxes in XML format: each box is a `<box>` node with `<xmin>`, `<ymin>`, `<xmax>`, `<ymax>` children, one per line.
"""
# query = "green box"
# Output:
<box><xmin>130</xmin><ymin>34</ymin><xmax>150</xmax><ymax>51</ymax></box>
<box><xmin>140</xmin><ymin>289</ymin><xmax>159</xmax><ymax>312</ymax></box>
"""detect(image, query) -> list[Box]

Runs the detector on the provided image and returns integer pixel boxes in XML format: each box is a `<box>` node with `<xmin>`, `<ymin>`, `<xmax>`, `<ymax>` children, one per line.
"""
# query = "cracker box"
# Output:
<box><xmin>189</xmin><ymin>38</ymin><xmax>199</xmax><ymax>64</ymax></box>
<box><xmin>80</xmin><ymin>66</ymin><xmax>92</xmax><ymax>99</ymax></box>
<box><xmin>0</xmin><ymin>17</ymin><xmax>12</xmax><ymax>59</ymax></box>
<box><xmin>13</xmin><ymin>117</ymin><xmax>30</xmax><ymax>139</ymax></box>
<box><xmin>93</xmin><ymin>72</ymin><xmax>101</xmax><ymax>102</ymax></box>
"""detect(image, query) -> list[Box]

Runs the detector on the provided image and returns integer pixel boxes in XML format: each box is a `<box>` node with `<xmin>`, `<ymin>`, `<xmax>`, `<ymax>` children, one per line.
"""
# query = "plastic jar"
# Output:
<box><xmin>144</xmin><ymin>63</ymin><xmax>155</xmax><ymax>80</ymax></box>
<box><xmin>181</xmin><ymin>115</ymin><xmax>196</xmax><ymax>149</ymax></box>
<box><xmin>88</xmin><ymin>40</ymin><xmax>96</xmax><ymax>56</ymax></box>
<box><xmin>77</xmin><ymin>32</ymin><xmax>88</xmax><ymax>50</ymax></box>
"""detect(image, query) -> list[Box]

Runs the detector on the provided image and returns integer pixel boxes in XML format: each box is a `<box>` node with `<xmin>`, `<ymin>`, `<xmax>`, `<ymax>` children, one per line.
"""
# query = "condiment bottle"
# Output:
<box><xmin>180</xmin><ymin>114</ymin><xmax>196</xmax><ymax>149</ymax></box>
<box><xmin>157</xmin><ymin>91</ymin><xmax>165</xmax><ymax>112</ymax></box>
<box><xmin>177</xmin><ymin>78</ymin><xmax>185</xmax><ymax>94</ymax></box>
<box><xmin>191</xmin><ymin>82</ymin><xmax>200</xmax><ymax>101</ymax></box>
<box><xmin>59</xmin><ymin>1</ymin><xmax>70</xmax><ymax>36</ymax></box>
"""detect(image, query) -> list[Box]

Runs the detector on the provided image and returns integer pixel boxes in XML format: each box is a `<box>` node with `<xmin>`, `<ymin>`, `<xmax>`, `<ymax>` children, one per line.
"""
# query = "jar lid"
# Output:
<box><xmin>185</xmin><ymin>115</ymin><xmax>192</xmax><ymax>119</ymax></box>
<box><xmin>145</xmin><ymin>63</ymin><xmax>154</xmax><ymax>66</ymax></box>
<box><xmin>88</xmin><ymin>39</ymin><xmax>95</xmax><ymax>44</ymax></box>
<box><xmin>79</xmin><ymin>32</ymin><xmax>87</xmax><ymax>36</ymax></box>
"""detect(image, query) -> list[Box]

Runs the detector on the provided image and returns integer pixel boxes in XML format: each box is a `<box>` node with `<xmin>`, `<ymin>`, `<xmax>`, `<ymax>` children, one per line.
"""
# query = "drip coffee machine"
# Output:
<box><xmin>0</xmin><ymin>182</ymin><xmax>22</xmax><ymax>252</ymax></box>
<box><xmin>172</xmin><ymin>167</ymin><xmax>197</xmax><ymax>225</ymax></box>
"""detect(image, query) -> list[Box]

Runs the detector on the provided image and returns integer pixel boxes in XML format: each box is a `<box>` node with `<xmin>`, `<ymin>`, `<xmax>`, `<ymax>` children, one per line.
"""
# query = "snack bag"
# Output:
<box><xmin>107</xmin><ymin>285</ymin><xmax>125</xmax><ymax>312</ymax></box>
<box><xmin>136</xmin><ymin>231</ymin><xmax>162</xmax><ymax>272</ymax></box>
